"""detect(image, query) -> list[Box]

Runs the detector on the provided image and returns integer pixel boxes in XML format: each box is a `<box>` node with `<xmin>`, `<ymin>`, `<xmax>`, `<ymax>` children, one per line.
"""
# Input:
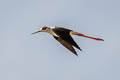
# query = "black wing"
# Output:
<box><xmin>53</xmin><ymin>27</ymin><xmax>82</xmax><ymax>51</ymax></box>
<box><xmin>54</xmin><ymin>36</ymin><xmax>78</xmax><ymax>56</ymax></box>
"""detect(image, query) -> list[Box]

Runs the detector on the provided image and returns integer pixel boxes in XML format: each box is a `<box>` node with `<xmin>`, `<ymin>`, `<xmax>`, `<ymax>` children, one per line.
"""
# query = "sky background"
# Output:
<box><xmin>0</xmin><ymin>0</ymin><xmax>120</xmax><ymax>80</ymax></box>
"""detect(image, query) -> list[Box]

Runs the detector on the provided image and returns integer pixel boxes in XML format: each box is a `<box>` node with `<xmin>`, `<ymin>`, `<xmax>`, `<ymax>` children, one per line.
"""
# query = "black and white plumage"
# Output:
<box><xmin>32</xmin><ymin>26</ymin><xmax>104</xmax><ymax>56</ymax></box>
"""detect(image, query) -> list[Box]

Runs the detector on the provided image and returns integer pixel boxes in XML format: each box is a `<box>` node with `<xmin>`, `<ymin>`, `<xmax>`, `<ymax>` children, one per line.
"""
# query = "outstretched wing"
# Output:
<box><xmin>52</xmin><ymin>27</ymin><xmax>82</xmax><ymax>51</ymax></box>
<box><xmin>53</xmin><ymin>36</ymin><xmax>78</xmax><ymax>56</ymax></box>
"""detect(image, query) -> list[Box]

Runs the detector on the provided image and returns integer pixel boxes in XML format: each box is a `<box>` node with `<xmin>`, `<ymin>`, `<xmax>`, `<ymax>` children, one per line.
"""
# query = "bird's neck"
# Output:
<box><xmin>47</xmin><ymin>29</ymin><xmax>59</xmax><ymax>37</ymax></box>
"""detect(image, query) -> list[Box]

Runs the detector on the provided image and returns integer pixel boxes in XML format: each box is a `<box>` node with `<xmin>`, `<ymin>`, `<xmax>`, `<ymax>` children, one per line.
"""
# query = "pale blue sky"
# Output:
<box><xmin>0</xmin><ymin>0</ymin><xmax>120</xmax><ymax>80</ymax></box>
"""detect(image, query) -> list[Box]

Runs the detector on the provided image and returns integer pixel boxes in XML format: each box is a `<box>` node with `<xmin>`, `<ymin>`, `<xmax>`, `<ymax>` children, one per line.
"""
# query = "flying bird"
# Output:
<box><xmin>32</xmin><ymin>26</ymin><xmax>104</xmax><ymax>56</ymax></box>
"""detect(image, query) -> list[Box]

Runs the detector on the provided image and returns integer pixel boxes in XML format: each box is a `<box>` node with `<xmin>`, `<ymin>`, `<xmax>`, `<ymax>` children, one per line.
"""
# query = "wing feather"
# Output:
<box><xmin>53</xmin><ymin>36</ymin><xmax>78</xmax><ymax>56</ymax></box>
<box><xmin>52</xmin><ymin>27</ymin><xmax>82</xmax><ymax>51</ymax></box>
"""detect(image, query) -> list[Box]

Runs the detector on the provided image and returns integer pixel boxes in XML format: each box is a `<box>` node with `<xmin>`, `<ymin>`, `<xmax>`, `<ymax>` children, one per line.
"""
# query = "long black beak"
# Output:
<box><xmin>32</xmin><ymin>31</ymin><xmax>40</xmax><ymax>34</ymax></box>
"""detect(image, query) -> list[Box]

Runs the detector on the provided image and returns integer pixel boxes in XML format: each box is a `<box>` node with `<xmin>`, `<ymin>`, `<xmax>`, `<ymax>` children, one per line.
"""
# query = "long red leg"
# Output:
<box><xmin>76</xmin><ymin>33</ymin><xmax>104</xmax><ymax>41</ymax></box>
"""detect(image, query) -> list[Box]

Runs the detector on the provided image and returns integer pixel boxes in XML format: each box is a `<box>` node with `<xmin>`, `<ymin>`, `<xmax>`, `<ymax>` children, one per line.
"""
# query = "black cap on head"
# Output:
<box><xmin>42</xmin><ymin>27</ymin><xmax>48</xmax><ymax>30</ymax></box>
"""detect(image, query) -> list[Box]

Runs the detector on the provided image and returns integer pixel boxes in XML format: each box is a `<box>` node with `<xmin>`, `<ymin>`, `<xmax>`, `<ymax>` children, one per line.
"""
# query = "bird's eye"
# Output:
<box><xmin>42</xmin><ymin>27</ymin><xmax>47</xmax><ymax>30</ymax></box>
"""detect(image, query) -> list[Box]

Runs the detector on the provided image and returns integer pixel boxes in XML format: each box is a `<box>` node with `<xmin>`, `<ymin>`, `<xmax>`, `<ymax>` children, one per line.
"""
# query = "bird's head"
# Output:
<box><xmin>40</xmin><ymin>26</ymin><xmax>50</xmax><ymax>32</ymax></box>
<box><xmin>32</xmin><ymin>26</ymin><xmax>50</xmax><ymax>34</ymax></box>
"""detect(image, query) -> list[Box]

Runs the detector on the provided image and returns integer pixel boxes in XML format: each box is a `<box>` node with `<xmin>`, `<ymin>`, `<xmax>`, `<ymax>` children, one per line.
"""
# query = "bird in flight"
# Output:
<box><xmin>32</xmin><ymin>26</ymin><xmax>104</xmax><ymax>56</ymax></box>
